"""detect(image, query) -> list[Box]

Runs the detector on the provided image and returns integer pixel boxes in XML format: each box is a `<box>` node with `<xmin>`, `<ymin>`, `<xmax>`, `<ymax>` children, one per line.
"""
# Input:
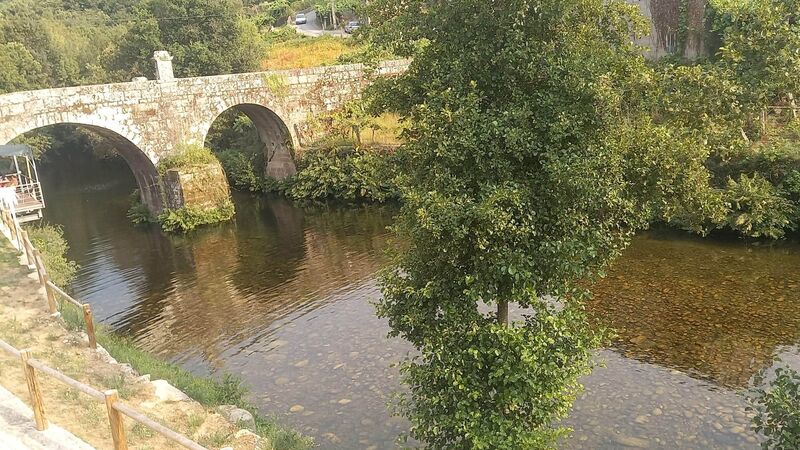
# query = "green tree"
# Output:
<box><xmin>712</xmin><ymin>0</ymin><xmax>800</xmax><ymax>112</ymax></box>
<box><xmin>109</xmin><ymin>0</ymin><xmax>266</xmax><ymax>79</ymax></box>
<box><xmin>367</xmin><ymin>0</ymin><xmax>716</xmax><ymax>447</ymax></box>
<box><xmin>0</xmin><ymin>42</ymin><xmax>44</xmax><ymax>93</ymax></box>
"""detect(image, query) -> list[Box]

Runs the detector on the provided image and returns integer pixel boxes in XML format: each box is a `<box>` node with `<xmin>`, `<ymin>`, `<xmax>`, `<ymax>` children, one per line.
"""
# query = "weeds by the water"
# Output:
<box><xmin>57</xmin><ymin>302</ymin><xmax>312</xmax><ymax>449</ymax></box>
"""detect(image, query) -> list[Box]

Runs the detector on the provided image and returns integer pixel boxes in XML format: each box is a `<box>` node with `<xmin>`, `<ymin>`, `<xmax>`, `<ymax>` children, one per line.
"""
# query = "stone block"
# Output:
<box><xmin>163</xmin><ymin>162</ymin><xmax>231</xmax><ymax>210</ymax></box>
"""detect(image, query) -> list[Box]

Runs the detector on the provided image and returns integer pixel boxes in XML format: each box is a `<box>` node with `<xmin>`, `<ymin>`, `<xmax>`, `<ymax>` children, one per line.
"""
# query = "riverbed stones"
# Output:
<box><xmin>217</xmin><ymin>405</ymin><xmax>255</xmax><ymax>430</ymax></box>
<box><xmin>150</xmin><ymin>379</ymin><xmax>190</xmax><ymax>403</ymax></box>
<box><xmin>614</xmin><ymin>435</ymin><xmax>650</xmax><ymax>448</ymax></box>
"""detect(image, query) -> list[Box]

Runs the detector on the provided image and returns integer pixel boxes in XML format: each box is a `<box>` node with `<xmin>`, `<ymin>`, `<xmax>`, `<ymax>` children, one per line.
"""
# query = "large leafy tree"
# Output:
<box><xmin>712</xmin><ymin>0</ymin><xmax>800</xmax><ymax>111</ymax></box>
<box><xmin>0</xmin><ymin>42</ymin><xmax>44</xmax><ymax>93</ymax></box>
<box><xmin>109</xmin><ymin>0</ymin><xmax>265</xmax><ymax>79</ymax></box>
<box><xmin>367</xmin><ymin>0</ymin><xmax>716</xmax><ymax>447</ymax></box>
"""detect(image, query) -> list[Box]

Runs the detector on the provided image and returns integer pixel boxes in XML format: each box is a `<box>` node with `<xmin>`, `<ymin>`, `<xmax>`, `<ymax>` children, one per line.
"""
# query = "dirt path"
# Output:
<box><xmin>0</xmin><ymin>243</ymin><xmax>267</xmax><ymax>450</ymax></box>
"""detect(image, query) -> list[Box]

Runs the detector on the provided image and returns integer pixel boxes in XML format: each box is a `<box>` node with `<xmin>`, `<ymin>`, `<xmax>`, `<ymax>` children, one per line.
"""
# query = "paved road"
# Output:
<box><xmin>0</xmin><ymin>385</ymin><xmax>94</xmax><ymax>450</ymax></box>
<box><xmin>294</xmin><ymin>10</ymin><xmax>349</xmax><ymax>38</ymax></box>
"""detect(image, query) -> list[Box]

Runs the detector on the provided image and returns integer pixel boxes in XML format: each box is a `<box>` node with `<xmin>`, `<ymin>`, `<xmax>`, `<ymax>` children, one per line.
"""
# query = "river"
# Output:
<box><xmin>40</xmin><ymin>158</ymin><xmax>800</xmax><ymax>449</ymax></box>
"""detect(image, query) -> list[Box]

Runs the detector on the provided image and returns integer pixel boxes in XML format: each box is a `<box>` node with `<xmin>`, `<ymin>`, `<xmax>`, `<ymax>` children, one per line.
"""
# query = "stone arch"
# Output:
<box><xmin>5</xmin><ymin>123</ymin><xmax>164</xmax><ymax>213</ymax></box>
<box><xmin>204</xmin><ymin>103</ymin><xmax>297</xmax><ymax>180</ymax></box>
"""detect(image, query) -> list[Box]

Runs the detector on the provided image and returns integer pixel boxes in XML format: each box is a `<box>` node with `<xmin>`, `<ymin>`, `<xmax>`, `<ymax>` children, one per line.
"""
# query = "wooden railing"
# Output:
<box><xmin>0</xmin><ymin>338</ymin><xmax>206</xmax><ymax>450</ymax></box>
<box><xmin>0</xmin><ymin>204</ymin><xmax>208</xmax><ymax>450</ymax></box>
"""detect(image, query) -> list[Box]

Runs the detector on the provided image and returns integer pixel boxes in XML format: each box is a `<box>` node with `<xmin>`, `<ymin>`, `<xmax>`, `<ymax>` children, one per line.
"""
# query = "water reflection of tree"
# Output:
<box><xmin>588</xmin><ymin>231</ymin><xmax>800</xmax><ymax>388</ymax></box>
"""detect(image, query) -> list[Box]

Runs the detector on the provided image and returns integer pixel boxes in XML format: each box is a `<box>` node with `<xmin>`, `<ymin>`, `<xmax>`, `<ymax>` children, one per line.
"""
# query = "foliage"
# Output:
<box><xmin>127</xmin><ymin>190</ymin><xmax>156</xmax><ymax>225</ymax></box>
<box><xmin>367</xmin><ymin>0</ymin><xmax>715</xmax><ymax>448</ymax></box>
<box><xmin>158</xmin><ymin>200</ymin><xmax>235</xmax><ymax>232</ymax></box>
<box><xmin>749</xmin><ymin>365</ymin><xmax>800</xmax><ymax>450</ymax></box>
<box><xmin>398</xmin><ymin>311</ymin><xmax>600</xmax><ymax>449</ymax></box>
<box><xmin>216</xmin><ymin>150</ymin><xmax>267</xmax><ymax>192</ymax></box>
<box><xmin>206</xmin><ymin>111</ymin><xmax>268</xmax><ymax>192</ymax></box>
<box><xmin>711</xmin><ymin>0</ymin><xmax>800</xmax><ymax>113</ymax></box>
<box><xmin>0</xmin><ymin>0</ymin><xmax>123</xmax><ymax>88</ymax></box>
<box><xmin>0</xmin><ymin>42</ymin><xmax>43</xmax><ymax>94</ymax></box>
<box><xmin>264</xmin><ymin>73</ymin><xmax>290</xmax><ymax>99</ymax></box>
<box><xmin>157</xmin><ymin>144</ymin><xmax>218</xmax><ymax>176</ymax></box>
<box><xmin>287</xmin><ymin>140</ymin><xmax>401</xmax><ymax>203</ymax></box>
<box><xmin>26</xmin><ymin>224</ymin><xmax>79</xmax><ymax>286</ymax></box>
<box><xmin>108</xmin><ymin>0</ymin><xmax>266</xmax><ymax>79</ymax></box>
<box><xmin>646</xmin><ymin>0</ymin><xmax>800</xmax><ymax>238</ymax></box>
<box><xmin>723</xmin><ymin>173</ymin><xmax>797</xmax><ymax>239</ymax></box>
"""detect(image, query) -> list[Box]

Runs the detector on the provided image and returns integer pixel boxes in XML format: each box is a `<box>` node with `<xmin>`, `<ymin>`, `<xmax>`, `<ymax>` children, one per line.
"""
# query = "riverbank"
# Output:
<box><xmin>0</xmin><ymin>242</ymin><xmax>311</xmax><ymax>450</ymax></box>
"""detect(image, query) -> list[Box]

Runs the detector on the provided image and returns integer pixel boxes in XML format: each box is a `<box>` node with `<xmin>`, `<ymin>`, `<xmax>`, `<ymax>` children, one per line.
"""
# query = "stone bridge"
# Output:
<box><xmin>0</xmin><ymin>52</ymin><xmax>409</xmax><ymax>212</ymax></box>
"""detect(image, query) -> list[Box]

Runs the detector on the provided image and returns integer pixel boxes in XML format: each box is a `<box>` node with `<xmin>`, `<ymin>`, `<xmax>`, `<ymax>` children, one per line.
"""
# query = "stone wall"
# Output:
<box><xmin>163</xmin><ymin>163</ymin><xmax>231</xmax><ymax>211</ymax></box>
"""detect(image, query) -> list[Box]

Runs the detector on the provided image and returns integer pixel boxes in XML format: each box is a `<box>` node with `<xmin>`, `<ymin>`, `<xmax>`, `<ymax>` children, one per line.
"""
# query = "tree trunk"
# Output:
<box><xmin>498</xmin><ymin>300</ymin><xmax>509</xmax><ymax>326</ymax></box>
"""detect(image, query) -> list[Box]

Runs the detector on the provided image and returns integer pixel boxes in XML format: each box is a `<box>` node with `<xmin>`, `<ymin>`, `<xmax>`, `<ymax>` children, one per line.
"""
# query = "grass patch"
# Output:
<box><xmin>157</xmin><ymin>144</ymin><xmax>218</xmax><ymax>176</ymax></box>
<box><xmin>76</xmin><ymin>321</ymin><xmax>314</xmax><ymax>449</ymax></box>
<box><xmin>102</xmin><ymin>373</ymin><xmax>135</xmax><ymax>399</ymax></box>
<box><xmin>261</xmin><ymin>35</ymin><xmax>359</xmax><ymax>70</ymax></box>
<box><xmin>131</xmin><ymin>422</ymin><xmax>156</xmax><ymax>440</ymax></box>
<box><xmin>362</xmin><ymin>113</ymin><xmax>405</xmax><ymax>147</ymax></box>
<box><xmin>198</xmin><ymin>429</ymin><xmax>233</xmax><ymax>448</ymax></box>
<box><xmin>59</xmin><ymin>300</ymin><xmax>85</xmax><ymax>331</ymax></box>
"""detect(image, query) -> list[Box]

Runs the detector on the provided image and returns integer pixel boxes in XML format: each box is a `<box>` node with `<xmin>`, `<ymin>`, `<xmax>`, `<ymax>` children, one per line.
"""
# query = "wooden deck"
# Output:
<box><xmin>16</xmin><ymin>193</ymin><xmax>43</xmax><ymax>213</ymax></box>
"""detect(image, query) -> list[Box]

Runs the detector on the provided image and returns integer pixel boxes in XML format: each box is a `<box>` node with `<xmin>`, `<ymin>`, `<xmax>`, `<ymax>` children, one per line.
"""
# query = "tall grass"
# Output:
<box><xmin>261</xmin><ymin>35</ymin><xmax>358</xmax><ymax>70</ymax></box>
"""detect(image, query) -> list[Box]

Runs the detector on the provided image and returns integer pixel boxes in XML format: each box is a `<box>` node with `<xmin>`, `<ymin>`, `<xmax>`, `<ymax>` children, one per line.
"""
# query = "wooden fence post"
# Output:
<box><xmin>21</xmin><ymin>230</ymin><xmax>34</xmax><ymax>268</ymax></box>
<box><xmin>104</xmin><ymin>390</ymin><xmax>128</xmax><ymax>450</ymax></box>
<box><xmin>32</xmin><ymin>249</ymin><xmax>57</xmax><ymax>314</ymax></box>
<box><xmin>83</xmin><ymin>304</ymin><xmax>97</xmax><ymax>349</ymax></box>
<box><xmin>20</xmin><ymin>349</ymin><xmax>48</xmax><ymax>431</ymax></box>
<box><xmin>32</xmin><ymin>248</ymin><xmax>46</xmax><ymax>287</ymax></box>
<box><xmin>42</xmin><ymin>274</ymin><xmax>57</xmax><ymax>314</ymax></box>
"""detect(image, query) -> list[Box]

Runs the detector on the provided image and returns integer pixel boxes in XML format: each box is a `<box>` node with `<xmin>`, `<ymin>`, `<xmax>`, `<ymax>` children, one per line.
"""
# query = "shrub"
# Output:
<box><xmin>750</xmin><ymin>365</ymin><xmax>800</xmax><ymax>450</ymax></box>
<box><xmin>287</xmin><ymin>140</ymin><xmax>401</xmax><ymax>203</ymax></box>
<box><xmin>723</xmin><ymin>173</ymin><xmax>797</xmax><ymax>239</ymax></box>
<box><xmin>26</xmin><ymin>224</ymin><xmax>78</xmax><ymax>286</ymax></box>
<box><xmin>782</xmin><ymin>170</ymin><xmax>800</xmax><ymax>204</ymax></box>
<box><xmin>126</xmin><ymin>190</ymin><xmax>156</xmax><ymax>225</ymax></box>
<box><xmin>216</xmin><ymin>150</ymin><xmax>267</xmax><ymax>192</ymax></box>
<box><xmin>158</xmin><ymin>200</ymin><xmax>236</xmax><ymax>233</ymax></box>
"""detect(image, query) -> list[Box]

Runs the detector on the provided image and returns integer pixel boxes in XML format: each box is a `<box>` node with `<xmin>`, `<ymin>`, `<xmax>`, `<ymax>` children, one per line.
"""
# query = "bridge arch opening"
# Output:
<box><xmin>9</xmin><ymin>124</ymin><xmax>164</xmax><ymax>213</ymax></box>
<box><xmin>205</xmin><ymin>103</ymin><xmax>297</xmax><ymax>190</ymax></box>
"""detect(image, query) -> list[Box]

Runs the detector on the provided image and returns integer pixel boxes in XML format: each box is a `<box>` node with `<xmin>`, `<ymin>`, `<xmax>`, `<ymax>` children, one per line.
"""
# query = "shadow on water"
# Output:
<box><xmin>38</xmin><ymin>155</ymin><xmax>800</xmax><ymax>449</ymax></box>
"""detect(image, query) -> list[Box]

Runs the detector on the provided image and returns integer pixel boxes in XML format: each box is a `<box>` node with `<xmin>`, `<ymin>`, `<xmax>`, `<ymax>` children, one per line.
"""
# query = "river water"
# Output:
<box><xmin>41</xmin><ymin>159</ymin><xmax>800</xmax><ymax>449</ymax></box>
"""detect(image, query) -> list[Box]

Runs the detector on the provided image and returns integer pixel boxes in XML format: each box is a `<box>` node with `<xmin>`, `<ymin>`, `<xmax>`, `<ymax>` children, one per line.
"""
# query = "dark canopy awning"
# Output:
<box><xmin>0</xmin><ymin>145</ymin><xmax>33</xmax><ymax>158</ymax></box>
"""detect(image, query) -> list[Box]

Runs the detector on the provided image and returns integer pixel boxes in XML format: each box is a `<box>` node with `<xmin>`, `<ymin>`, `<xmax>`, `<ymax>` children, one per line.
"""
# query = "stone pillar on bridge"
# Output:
<box><xmin>152</xmin><ymin>51</ymin><xmax>175</xmax><ymax>82</ymax></box>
